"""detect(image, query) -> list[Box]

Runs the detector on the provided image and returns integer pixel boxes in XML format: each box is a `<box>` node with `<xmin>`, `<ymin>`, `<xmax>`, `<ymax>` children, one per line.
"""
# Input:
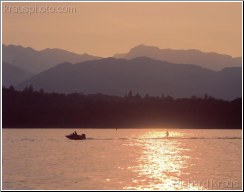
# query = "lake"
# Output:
<box><xmin>2</xmin><ymin>129</ymin><xmax>242</xmax><ymax>190</ymax></box>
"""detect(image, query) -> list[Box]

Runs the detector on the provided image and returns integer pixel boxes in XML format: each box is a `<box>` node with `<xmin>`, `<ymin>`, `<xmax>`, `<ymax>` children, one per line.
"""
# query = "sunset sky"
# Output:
<box><xmin>2</xmin><ymin>2</ymin><xmax>242</xmax><ymax>57</ymax></box>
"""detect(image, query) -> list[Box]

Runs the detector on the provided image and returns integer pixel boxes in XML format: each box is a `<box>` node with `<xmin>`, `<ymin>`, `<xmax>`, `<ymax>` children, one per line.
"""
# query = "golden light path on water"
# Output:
<box><xmin>124</xmin><ymin>130</ymin><xmax>203</xmax><ymax>190</ymax></box>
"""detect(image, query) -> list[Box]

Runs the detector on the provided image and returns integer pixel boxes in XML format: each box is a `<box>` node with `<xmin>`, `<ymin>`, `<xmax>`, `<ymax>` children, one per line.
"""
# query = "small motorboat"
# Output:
<box><xmin>66</xmin><ymin>132</ymin><xmax>86</xmax><ymax>140</ymax></box>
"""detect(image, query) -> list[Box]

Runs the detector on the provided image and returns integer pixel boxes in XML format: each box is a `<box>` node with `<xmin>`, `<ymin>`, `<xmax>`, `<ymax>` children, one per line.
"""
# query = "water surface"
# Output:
<box><xmin>2</xmin><ymin>129</ymin><xmax>242</xmax><ymax>190</ymax></box>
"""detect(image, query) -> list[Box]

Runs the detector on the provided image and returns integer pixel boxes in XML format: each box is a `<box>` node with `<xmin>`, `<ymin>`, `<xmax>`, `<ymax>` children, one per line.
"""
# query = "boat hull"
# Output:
<box><xmin>66</xmin><ymin>134</ymin><xmax>86</xmax><ymax>140</ymax></box>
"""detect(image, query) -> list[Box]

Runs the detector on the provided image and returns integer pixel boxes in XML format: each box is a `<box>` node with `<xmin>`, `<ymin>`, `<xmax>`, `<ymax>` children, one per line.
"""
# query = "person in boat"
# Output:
<box><xmin>73</xmin><ymin>131</ymin><xmax>77</xmax><ymax>135</ymax></box>
<box><xmin>81</xmin><ymin>134</ymin><xmax>86</xmax><ymax>139</ymax></box>
<box><xmin>165</xmin><ymin>130</ymin><xmax>169</xmax><ymax>137</ymax></box>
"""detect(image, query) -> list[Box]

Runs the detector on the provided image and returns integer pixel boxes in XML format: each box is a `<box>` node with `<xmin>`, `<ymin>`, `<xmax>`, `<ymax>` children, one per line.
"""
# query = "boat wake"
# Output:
<box><xmin>86</xmin><ymin>136</ymin><xmax>242</xmax><ymax>141</ymax></box>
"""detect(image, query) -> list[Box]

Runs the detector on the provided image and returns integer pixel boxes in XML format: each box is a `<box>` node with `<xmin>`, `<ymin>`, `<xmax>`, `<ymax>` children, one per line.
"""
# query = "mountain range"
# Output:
<box><xmin>2</xmin><ymin>44</ymin><xmax>100</xmax><ymax>74</ymax></box>
<box><xmin>17</xmin><ymin>57</ymin><xmax>241</xmax><ymax>100</ymax></box>
<box><xmin>2</xmin><ymin>44</ymin><xmax>242</xmax><ymax>100</ymax></box>
<box><xmin>114</xmin><ymin>44</ymin><xmax>242</xmax><ymax>71</ymax></box>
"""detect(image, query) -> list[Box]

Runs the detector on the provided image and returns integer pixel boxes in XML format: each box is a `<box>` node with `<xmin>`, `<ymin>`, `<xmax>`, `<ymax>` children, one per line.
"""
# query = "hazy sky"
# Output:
<box><xmin>2</xmin><ymin>2</ymin><xmax>242</xmax><ymax>57</ymax></box>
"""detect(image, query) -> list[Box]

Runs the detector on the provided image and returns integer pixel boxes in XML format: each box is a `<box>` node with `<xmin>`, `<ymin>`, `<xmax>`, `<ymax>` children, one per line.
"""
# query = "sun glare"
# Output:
<box><xmin>124</xmin><ymin>130</ymin><xmax>203</xmax><ymax>190</ymax></box>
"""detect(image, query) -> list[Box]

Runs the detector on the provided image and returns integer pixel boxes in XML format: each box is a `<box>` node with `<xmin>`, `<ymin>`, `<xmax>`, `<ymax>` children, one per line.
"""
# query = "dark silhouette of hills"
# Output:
<box><xmin>2</xmin><ymin>61</ymin><xmax>33</xmax><ymax>87</ymax></box>
<box><xmin>2</xmin><ymin>87</ymin><xmax>241</xmax><ymax>129</ymax></box>
<box><xmin>114</xmin><ymin>44</ymin><xmax>242</xmax><ymax>71</ymax></box>
<box><xmin>2</xmin><ymin>44</ymin><xmax>101</xmax><ymax>74</ymax></box>
<box><xmin>17</xmin><ymin>57</ymin><xmax>242</xmax><ymax>100</ymax></box>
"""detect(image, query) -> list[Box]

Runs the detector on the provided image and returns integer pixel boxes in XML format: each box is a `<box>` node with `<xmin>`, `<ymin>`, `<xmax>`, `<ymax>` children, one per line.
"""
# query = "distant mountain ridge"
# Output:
<box><xmin>3</xmin><ymin>44</ymin><xmax>242</xmax><ymax>100</ymax></box>
<box><xmin>17</xmin><ymin>57</ymin><xmax>242</xmax><ymax>100</ymax></box>
<box><xmin>2</xmin><ymin>44</ymin><xmax>101</xmax><ymax>74</ymax></box>
<box><xmin>114</xmin><ymin>44</ymin><xmax>242</xmax><ymax>71</ymax></box>
<box><xmin>3</xmin><ymin>44</ymin><xmax>242</xmax><ymax>73</ymax></box>
<box><xmin>2</xmin><ymin>61</ymin><xmax>33</xmax><ymax>87</ymax></box>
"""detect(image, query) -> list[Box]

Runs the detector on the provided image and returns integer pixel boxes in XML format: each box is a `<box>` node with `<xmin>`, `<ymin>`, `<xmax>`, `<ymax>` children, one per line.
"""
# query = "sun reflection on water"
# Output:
<box><xmin>124</xmin><ymin>130</ymin><xmax>204</xmax><ymax>190</ymax></box>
